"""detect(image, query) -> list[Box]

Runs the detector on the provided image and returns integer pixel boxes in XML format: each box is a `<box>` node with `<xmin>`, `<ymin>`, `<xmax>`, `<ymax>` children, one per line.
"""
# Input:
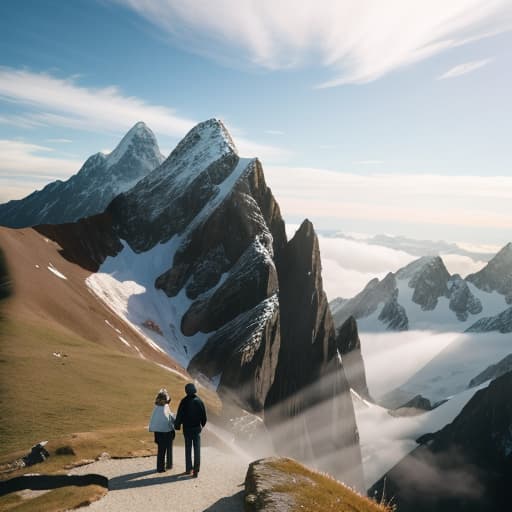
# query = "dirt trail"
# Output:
<box><xmin>69</xmin><ymin>446</ymin><xmax>248</xmax><ymax>512</ymax></box>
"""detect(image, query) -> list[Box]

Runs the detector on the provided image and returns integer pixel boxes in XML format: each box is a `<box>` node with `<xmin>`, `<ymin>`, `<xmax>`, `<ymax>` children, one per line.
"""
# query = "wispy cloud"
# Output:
<box><xmin>265</xmin><ymin>166</ymin><xmax>512</xmax><ymax>232</ymax></box>
<box><xmin>0</xmin><ymin>67</ymin><xmax>289</xmax><ymax>162</ymax></box>
<box><xmin>438</xmin><ymin>58</ymin><xmax>494</xmax><ymax>79</ymax></box>
<box><xmin>265</xmin><ymin>129</ymin><xmax>285</xmax><ymax>135</ymax></box>
<box><xmin>0</xmin><ymin>140</ymin><xmax>81</xmax><ymax>177</ymax></box>
<box><xmin>113</xmin><ymin>0</ymin><xmax>512</xmax><ymax>86</ymax></box>
<box><xmin>0</xmin><ymin>139</ymin><xmax>82</xmax><ymax>198</ymax></box>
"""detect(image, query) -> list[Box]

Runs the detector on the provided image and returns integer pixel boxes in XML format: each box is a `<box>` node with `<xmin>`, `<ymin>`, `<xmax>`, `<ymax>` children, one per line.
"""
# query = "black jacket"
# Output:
<box><xmin>175</xmin><ymin>394</ymin><xmax>207</xmax><ymax>430</ymax></box>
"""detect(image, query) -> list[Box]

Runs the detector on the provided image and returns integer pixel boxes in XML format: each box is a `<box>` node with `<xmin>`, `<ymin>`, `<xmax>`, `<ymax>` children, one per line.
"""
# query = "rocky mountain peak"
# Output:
<box><xmin>400</xmin><ymin>256</ymin><xmax>450</xmax><ymax>311</ymax></box>
<box><xmin>164</xmin><ymin>118</ymin><xmax>238</xmax><ymax>168</ymax></box>
<box><xmin>0</xmin><ymin>122</ymin><xmax>163</xmax><ymax>228</ymax></box>
<box><xmin>467</xmin><ymin>242</ymin><xmax>512</xmax><ymax>303</ymax></box>
<box><xmin>106</xmin><ymin>121</ymin><xmax>163</xmax><ymax>168</ymax></box>
<box><xmin>396</xmin><ymin>255</ymin><xmax>446</xmax><ymax>281</ymax></box>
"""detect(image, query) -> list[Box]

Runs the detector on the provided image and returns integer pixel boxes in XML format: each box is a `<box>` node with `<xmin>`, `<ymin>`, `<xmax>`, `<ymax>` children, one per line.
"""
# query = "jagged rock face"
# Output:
<box><xmin>467</xmin><ymin>243</ymin><xmax>512</xmax><ymax>303</ymax></box>
<box><xmin>405</xmin><ymin>256</ymin><xmax>450</xmax><ymax>310</ymax></box>
<box><xmin>466</xmin><ymin>306</ymin><xmax>512</xmax><ymax>333</ymax></box>
<box><xmin>331</xmin><ymin>272</ymin><xmax>396</xmax><ymax>327</ymax></box>
<box><xmin>108</xmin><ymin>119</ymin><xmax>240</xmax><ymax>252</ymax></box>
<box><xmin>155</xmin><ymin>159</ymin><xmax>286</xmax><ymax>301</ymax></box>
<box><xmin>468</xmin><ymin>353</ymin><xmax>512</xmax><ymax>388</ymax></box>
<box><xmin>448</xmin><ymin>274</ymin><xmax>482</xmax><ymax>321</ymax></box>
<box><xmin>264</xmin><ymin>221</ymin><xmax>363</xmax><ymax>490</ymax></box>
<box><xmin>370</xmin><ymin>371</ymin><xmax>512</xmax><ymax>511</ymax></box>
<box><xmin>335</xmin><ymin>316</ymin><xmax>371</xmax><ymax>400</ymax></box>
<box><xmin>378</xmin><ymin>289</ymin><xmax>408</xmax><ymax>330</ymax></box>
<box><xmin>189</xmin><ymin>295</ymin><xmax>281</xmax><ymax>411</ymax></box>
<box><xmin>181</xmin><ymin>239</ymin><xmax>279</xmax><ymax>336</ymax></box>
<box><xmin>0</xmin><ymin>122</ymin><xmax>163</xmax><ymax>228</ymax></box>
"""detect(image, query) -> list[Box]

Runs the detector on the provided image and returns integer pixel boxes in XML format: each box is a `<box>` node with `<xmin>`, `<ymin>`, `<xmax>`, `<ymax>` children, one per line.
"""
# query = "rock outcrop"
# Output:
<box><xmin>466</xmin><ymin>306</ymin><xmax>512</xmax><ymax>333</ymax></box>
<box><xmin>335</xmin><ymin>316</ymin><xmax>371</xmax><ymax>400</ymax></box>
<box><xmin>400</xmin><ymin>256</ymin><xmax>450</xmax><ymax>311</ymax></box>
<box><xmin>448</xmin><ymin>274</ymin><xmax>482</xmax><ymax>321</ymax></box>
<box><xmin>377</xmin><ymin>289</ymin><xmax>408</xmax><ymax>330</ymax></box>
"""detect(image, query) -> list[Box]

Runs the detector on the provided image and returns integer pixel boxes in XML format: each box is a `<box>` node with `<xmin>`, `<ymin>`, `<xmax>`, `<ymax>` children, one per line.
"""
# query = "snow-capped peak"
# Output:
<box><xmin>395</xmin><ymin>255</ymin><xmax>445</xmax><ymax>281</ymax></box>
<box><xmin>106</xmin><ymin>121</ymin><xmax>164</xmax><ymax>167</ymax></box>
<box><xmin>162</xmin><ymin>118</ymin><xmax>238</xmax><ymax>169</ymax></box>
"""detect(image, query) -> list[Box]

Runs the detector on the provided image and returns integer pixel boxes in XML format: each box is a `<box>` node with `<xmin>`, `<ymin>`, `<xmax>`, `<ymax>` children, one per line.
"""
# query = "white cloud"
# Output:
<box><xmin>0</xmin><ymin>68</ymin><xmax>289</xmax><ymax>163</ymax></box>
<box><xmin>0</xmin><ymin>67</ymin><xmax>194</xmax><ymax>136</ymax></box>
<box><xmin>442</xmin><ymin>254</ymin><xmax>488</xmax><ymax>276</ymax></box>
<box><xmin>114</xmin><ymin>0</ymin><xmax>512</xmax><ymax>86</ymax></box>
<box><xmin>265</xmin><ymin>166</ymin><xmax>512</xmax><ymax>231</ymax></box>
<box><xmin>438</xmin><ymin>58</ymin><xmax>494</xmax><ymax>79</ymax></box>
<box><xmin>265</xmin><ymin>129</ymin><xmax>285</xmax><ymax>136</ymax></box>
<box><xmin>0</xmin><ymin>140</ymin><xmax>82</xmax><ymax>180</ymax></box>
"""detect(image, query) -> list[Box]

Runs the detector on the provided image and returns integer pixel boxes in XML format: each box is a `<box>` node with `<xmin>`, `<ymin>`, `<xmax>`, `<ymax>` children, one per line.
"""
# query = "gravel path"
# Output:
<box><xmin>69</xmin><ymin>446</ymin><xmax>248</xmax><ymax>511</ymax></box>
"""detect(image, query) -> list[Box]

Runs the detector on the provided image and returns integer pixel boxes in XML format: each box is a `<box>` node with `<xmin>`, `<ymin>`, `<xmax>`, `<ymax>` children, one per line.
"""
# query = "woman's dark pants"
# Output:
<box><xmin>154</xmin><ymin>431</ymin><xmax>174</xmax><ymax>471</ymax></box>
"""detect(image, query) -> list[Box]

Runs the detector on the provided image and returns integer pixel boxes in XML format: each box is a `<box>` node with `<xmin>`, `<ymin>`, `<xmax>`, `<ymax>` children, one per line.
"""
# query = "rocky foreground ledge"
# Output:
<box><xmin>244</xmin><ymin>457</ymin><xmax>390</xmax><ymax>512</ymax></box>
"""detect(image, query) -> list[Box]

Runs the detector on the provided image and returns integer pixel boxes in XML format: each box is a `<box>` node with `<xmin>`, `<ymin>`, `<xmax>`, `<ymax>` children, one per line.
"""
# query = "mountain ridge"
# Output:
<box><xmin>0</xmin><ymin>122</ymin><xmax>164</xmax><ymax>228</ymax></box>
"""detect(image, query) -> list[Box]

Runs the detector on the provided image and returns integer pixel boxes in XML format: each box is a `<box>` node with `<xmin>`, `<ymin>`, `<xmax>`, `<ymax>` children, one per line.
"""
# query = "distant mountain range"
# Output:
<box><xmin>0</xmin><ymin>122</ymin><xmax>164</xmax><ymax>227</ymax></box>
<box><xmin>330</xmin><ymin>244</ymin><xmax>512</xmax><ymax>334</ymax></box>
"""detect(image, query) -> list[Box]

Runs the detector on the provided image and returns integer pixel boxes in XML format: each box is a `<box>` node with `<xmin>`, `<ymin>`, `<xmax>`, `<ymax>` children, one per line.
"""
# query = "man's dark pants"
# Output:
<box><xmin>184</xmin><ymin>426</ymin><xmax>201</xmax><ymax>473</ymax></box>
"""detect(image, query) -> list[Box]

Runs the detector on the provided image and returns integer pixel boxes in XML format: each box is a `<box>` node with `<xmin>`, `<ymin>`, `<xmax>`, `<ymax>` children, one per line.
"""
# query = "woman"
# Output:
<box><xmin>148</xmin><ymin>388</ymin><xmax>175</xmax><ymax>473</ymax></box>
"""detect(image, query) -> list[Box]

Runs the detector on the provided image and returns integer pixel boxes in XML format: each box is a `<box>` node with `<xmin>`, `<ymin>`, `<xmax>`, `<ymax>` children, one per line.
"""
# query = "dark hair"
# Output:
<box><xmin>185</xmin><ymin>383</ymin><xmax>197</xmax><ymax>395</ymax></box>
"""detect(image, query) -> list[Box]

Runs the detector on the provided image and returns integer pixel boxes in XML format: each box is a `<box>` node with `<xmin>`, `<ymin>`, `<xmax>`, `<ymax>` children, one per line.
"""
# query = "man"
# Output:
<box><xmin>175</xmin><ymin>382</ymin><xmax>207</xmax><ymax>477</ymax></box>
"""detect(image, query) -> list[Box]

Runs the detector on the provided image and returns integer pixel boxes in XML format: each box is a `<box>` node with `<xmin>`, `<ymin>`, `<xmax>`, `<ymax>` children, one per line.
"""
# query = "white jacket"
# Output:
<box><xmin>148</xmin><ymin>404</ymin><xmax>175</xmax><ymax>432</ymax></box>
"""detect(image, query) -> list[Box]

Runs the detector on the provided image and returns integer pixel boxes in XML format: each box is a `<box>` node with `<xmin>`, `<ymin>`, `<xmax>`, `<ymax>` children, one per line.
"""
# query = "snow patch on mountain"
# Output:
<box><xmin>86</xmin><ymin>236</ymin><xmax>215</xmax><ymax>366</ymax></box>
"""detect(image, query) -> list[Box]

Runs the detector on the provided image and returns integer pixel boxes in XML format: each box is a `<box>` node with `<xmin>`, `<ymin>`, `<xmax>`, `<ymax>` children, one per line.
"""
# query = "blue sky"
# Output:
<box><xmin>1</xmin><ymin>0</ymin><xmax>512</xmax><ymax>245</ymax></box>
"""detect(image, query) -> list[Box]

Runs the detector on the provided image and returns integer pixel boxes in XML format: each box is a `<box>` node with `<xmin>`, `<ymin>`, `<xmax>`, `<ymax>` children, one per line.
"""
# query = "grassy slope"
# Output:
<box><xmin>268</xmin><ymin>459</ymin><xmax>392</xmax><ymax>512</ymax></box>
<box><xmin>0</xmin><ymin>314</ymin><xmax>220</xmax><ymax>459</ymax></box>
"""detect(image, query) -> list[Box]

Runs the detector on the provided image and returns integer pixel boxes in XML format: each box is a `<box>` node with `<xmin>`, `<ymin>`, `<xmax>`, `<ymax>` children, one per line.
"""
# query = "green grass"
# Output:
<box><xmin>0</xmin><ymin>316</ymin><xmax>220</xmax><ymax>459</ymax></box>
<box><xmin>268</xmin><ymin>459</ymin><xmax>393</xmax><ymax>512</ymax></box>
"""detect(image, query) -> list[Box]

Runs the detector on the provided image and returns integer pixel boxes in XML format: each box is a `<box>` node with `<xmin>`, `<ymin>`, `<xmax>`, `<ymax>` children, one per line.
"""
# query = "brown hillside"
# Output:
<box><xmin>0</xmin><ymin>226</ymin><xmax>180</xmax><ymax>368</ymax></box>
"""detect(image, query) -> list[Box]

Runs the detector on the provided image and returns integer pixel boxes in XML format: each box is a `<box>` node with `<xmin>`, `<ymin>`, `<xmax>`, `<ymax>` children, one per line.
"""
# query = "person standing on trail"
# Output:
<box><xmin>148</xmin><ymin>388</ymin><xmax>175</xmax><ymax>473</ymax></box>
<box><xmin>175</xmin><ymin>382</ymin><xmax>207</xmax><ymax>477</ymax></box>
